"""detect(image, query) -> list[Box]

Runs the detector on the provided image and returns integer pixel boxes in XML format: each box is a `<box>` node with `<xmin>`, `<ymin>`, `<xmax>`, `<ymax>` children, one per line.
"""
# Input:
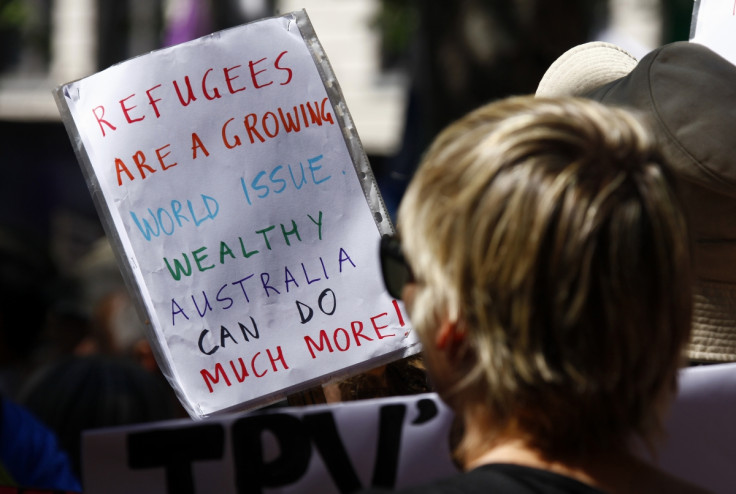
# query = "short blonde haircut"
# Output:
<box><xmin>398</xmin><ymin>96</ymin><xmax>692</xmax><ymax>458</ymax></box>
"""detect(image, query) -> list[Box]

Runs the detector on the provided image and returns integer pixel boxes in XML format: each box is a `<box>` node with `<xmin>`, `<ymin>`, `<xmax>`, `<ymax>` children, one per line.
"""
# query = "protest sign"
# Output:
<box><xmin>82</xmin><ymin>393</ymin><xmax>459</xmax><ymax>494</ymax></box>
<box><xmin>653</xmin><ymin>362</ymin><xmax>736</xmax><ymax>494</ymax></box>
<box><xmin>54</xmin><ymin>10</ymin><xmax>420</xmax><ymax>418</ymax></box>
<box><xmin>690</xmin><ymin>0</ymin><xmax>736</xmax><ymax>65</ymax></box>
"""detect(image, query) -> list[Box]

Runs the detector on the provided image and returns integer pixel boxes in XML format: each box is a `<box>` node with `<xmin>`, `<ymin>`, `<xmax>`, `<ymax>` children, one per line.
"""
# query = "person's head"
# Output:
<box><xmin>392</xmin><ymin>96</ymin><xmax>693</xmax><ymax>461</ymax></box>
<box><xmin>20</xmin><ymin>354</ymin><xmax>177</xmax><ymax>478</ymax></box>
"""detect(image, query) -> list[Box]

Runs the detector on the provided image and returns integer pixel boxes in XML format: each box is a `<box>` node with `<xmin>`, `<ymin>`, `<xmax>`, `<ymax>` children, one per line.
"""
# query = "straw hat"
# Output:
<box><xmin>536</xmin><ymin>41</ymin><xmax>638</xmax><ymax>97</ymax></box>
<box><xmin>537</xmin><ymin>41</ymin><xmax>736</xmax><ymax>363</ymax></box>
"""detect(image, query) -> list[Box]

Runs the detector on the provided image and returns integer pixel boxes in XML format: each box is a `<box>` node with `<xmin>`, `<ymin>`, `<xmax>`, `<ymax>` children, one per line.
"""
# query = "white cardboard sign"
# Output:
<box><xmin>55</xmin><ymin>11</ymin><xmax>419</xmax><ymax>418</ymax></box>
<box><xmin>690</xmin><ymin>0</ymin><xmax>736</xmax><ymax>66</ymax></box>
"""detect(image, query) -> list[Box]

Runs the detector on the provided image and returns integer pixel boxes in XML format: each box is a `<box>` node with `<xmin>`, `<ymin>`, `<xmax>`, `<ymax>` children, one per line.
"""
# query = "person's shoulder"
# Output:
<box><xmin>0</xmin><ymin>396</ymin><xmax>82</xmax><ymax>491</ymax></box>
<box><xmin>357</xmin><ymin>463</ymin><xmax>606</xmax><ymax>494</ymax></box>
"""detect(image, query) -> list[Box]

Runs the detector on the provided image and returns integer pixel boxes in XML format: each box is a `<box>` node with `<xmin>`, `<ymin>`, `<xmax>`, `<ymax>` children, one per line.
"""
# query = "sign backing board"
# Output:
<box><xmin>690</xmin><ymin>0</ymin><xmax>736</xmax><ymax>65</ymax></box>
<box><xmin>54</xmin><ymin>10</ymin><xmax>419</xmax><ymax>418</ymax></box>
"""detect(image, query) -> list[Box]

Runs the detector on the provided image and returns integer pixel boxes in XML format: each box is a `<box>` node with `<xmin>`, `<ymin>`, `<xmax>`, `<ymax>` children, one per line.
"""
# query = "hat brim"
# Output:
<box><xmin>690</xmin><ymin>279</ymin><xmax>736</xmax><ymax>363</ymax></box>
<box><xmin>536</xmin><ymin>41</ymin><xmax>638</xmax><ymax>97</ymax></box>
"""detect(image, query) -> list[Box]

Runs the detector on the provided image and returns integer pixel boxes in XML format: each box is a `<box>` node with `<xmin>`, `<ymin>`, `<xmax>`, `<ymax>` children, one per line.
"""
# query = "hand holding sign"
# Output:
<box><xmin>55</xmin><ymin>10</ymin><xmax>420</xmax><ymax>418</ymax></box>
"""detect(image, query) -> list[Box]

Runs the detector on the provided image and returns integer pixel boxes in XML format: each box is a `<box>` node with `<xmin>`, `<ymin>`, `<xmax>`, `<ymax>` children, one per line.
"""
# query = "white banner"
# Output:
<box><xmin>83</xmin><ymin>364</ymin><xmax>736</xmax><ymax>494</ymax></box>
<box><xmin>55</xmin><ymin>11</ymin><xmax>419</xmax><ymax>418</ymax></box>
<box><xmin>82</xmin><ymin>393</ymin><xmax>459</xmax><ymax>494</ymax></box>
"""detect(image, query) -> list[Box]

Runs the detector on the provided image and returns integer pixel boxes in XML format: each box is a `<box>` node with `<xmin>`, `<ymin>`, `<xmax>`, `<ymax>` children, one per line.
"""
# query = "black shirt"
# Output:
<box><xmin>359</xmin><ymin>463</ymin><xmax>607</xmax><ymax>494</ymax></box>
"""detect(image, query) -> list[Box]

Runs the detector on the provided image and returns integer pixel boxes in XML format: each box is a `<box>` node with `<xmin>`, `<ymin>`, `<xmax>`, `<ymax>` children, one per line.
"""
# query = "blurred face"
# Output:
<box><xmin>402</xmin><ymin>280</ymin><xmax>463</xmax><ymax>401</ymax></box>
<box><xmin>400</xmin><ymin>281</ymin><xmax>418</xmax><ymax>318</ymax></box>
<box><xmin>379</xmin><ymin>234</ymin><xmax>462</xmax><ymax>399</ymax></box>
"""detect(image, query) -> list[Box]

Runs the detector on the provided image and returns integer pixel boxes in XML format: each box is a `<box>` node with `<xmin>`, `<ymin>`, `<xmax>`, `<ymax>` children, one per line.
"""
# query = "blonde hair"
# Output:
<box><xmin>398</xmin><ymin>96</ymin><xmax>692</xmax><ymax>458</ymax></box>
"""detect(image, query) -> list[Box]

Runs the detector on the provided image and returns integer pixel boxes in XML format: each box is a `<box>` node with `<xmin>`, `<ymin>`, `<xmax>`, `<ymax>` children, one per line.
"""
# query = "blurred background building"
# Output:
<box><xmin>0</xmin><ymin>0</ymin><xmax>694</xmax><ymax>234</ymax></box>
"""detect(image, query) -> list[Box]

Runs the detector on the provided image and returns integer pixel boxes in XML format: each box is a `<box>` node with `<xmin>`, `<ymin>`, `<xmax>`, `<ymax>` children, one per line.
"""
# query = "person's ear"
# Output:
<box><xmin>436</xmin><ymin>319</ymin><xmax>465</xmax><ymax>350</ymax></box>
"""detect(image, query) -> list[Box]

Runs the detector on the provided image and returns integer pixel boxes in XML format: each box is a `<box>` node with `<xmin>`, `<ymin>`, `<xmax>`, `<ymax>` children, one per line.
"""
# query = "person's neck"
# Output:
<box><xmin>460</xmin><ymin>418</ymin><xmax>708</xmax><ymax>494</ymax></box>
<box><xmin>465</xmin><ymin>438</ymin><xmax>602</xmax><ymax>487</ymax></box>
